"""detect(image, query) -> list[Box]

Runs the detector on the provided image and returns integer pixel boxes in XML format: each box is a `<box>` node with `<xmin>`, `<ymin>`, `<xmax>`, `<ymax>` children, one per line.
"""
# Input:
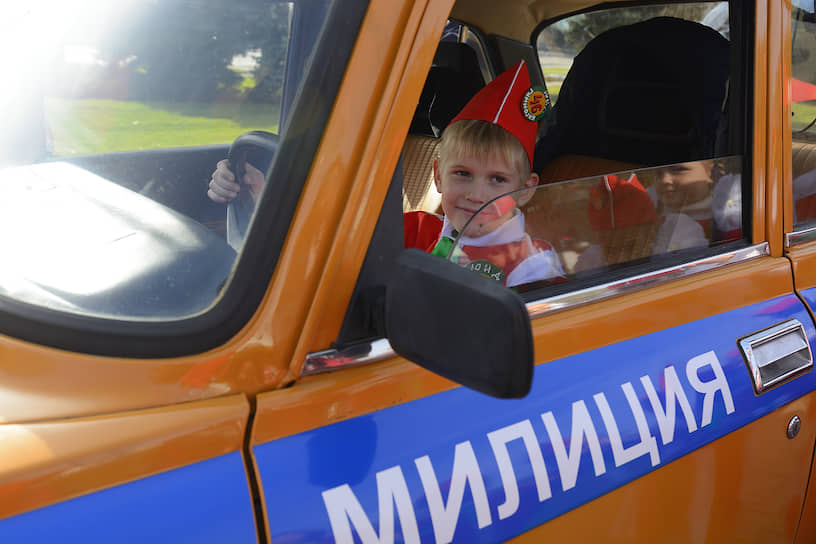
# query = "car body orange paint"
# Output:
<box><xmin>2</xmin><ymin>1</ymin><xmax>816</xmax><ymax>542</ymax></box>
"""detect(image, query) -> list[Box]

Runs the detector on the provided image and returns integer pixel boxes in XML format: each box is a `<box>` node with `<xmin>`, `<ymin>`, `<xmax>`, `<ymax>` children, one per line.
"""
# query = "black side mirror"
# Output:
<box><xmin>385</xmin><ymin>249</ymin><xmax>534</xmax><ymax>398</ymax></box>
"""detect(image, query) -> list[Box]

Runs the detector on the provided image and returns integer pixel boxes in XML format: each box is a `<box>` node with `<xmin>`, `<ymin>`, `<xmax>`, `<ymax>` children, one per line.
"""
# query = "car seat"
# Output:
<box><xmin>534</xmin><ymin>16</ymin><xmax>730</xmax><ymax>173</ymax></box>
<box><xmin>793</xmin><ymin>139</ymin><xmax>816</xmax><ymax>223</ymax></box>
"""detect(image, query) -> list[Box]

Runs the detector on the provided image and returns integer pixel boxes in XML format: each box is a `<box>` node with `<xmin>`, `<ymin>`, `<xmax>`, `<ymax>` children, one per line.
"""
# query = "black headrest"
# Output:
<box><xmin>535</xmin><ymin>17</ymin><xmax>730</xmax><ymax>171</ymax></box>
<box><xmin>410</xmin><ymin>42</ymin><xmax>485</xmax><ymax>137</ymax></box>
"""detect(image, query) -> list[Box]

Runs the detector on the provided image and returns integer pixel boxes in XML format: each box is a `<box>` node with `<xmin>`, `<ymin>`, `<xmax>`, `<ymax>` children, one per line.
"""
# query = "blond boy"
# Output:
<box><xmin>404</xmin><ymin>61</ymin><xmax>565</xmax><ymax>287</ymax></box>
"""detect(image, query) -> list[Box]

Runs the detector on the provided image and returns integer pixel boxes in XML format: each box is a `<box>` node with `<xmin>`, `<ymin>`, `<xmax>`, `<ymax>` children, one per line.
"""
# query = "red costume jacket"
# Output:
<box><xmin>403</xmin><ymin>211</ymin><xmax>565</xmax><ymax>287</ymax></box>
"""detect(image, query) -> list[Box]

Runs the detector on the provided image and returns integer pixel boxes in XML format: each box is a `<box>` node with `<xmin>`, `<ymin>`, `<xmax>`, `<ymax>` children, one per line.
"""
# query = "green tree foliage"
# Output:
<box><xmin>99</xmin><ymin>0</ymin><xmax>290</xmax><ymax>103</ymax></box>
<box><xmin>539</xmin><ymin>4</ymin><xmax>716</xmax><ymax>56</ymax></box>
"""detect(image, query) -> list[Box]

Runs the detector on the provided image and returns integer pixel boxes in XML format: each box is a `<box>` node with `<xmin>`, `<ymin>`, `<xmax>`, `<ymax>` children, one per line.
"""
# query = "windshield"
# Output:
<box><xmin>0</xmin><ymin>0</ymin><xmax>326</xmax><ymax>320</ymax></box>
<box><xmin>1</xmin><ymin>0</ymin><xmax>295</xmax><ymax>160</ymax></box>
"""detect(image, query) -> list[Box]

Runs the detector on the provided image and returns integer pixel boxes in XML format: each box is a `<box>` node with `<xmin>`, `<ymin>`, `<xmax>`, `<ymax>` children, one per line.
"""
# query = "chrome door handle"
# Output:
<box><xmin>738</xmin><ymin>319</ymin><xmax>813</xmax><ymax>394</ymax></box>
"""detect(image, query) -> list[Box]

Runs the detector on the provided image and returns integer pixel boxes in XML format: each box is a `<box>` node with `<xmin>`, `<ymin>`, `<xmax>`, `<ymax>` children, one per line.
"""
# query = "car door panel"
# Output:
<box><xmin>793</xmin><ymin>405</ymin><xmax>816</xmax><ymax>544</ymax></box>
<box><xmin>512</xmin><ymin>392</ymin><xmax>816</xmax><ymax>543</ymax></box>
<box><xmin>252</xmin><ymin>292</ymin><xmax>816</xmax><ymax>542</ymax></box>
<box><xmin>0</xmin><ymin>395</ymin><xmax>256</xmax><ymax>542</ymax></box>
<box><xmin>785</xmin><ymin>241</ymin><xmax>816</xmax><ymax>544</ymax></box>
<box><xmin>790</xmin><ymin>246</ymin><xmax>816</xmax><ymax>304</ymax></box>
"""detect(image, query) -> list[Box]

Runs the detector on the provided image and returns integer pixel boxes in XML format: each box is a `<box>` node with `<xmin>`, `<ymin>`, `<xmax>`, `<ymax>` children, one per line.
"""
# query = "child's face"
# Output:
<box><xmin>655</xmin><ymin>162</ymin><xmax>713</xmax><ymax>211</ymax></box>
<box><xmin>434</xmin><ymin>151</ymin><xmax>538</xmax><ymax>237</ymax></box>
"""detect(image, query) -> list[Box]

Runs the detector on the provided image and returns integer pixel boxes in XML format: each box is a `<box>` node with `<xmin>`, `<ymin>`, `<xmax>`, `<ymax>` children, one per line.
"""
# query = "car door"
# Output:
<box><xmin>249</xmin><ymin>1</ymin><xmax>816</xmax><ymax>542</ymax></box>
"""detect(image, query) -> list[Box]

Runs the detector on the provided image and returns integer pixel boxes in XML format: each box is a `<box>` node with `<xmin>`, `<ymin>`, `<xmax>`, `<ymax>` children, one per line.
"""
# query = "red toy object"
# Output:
<box><xmin>449</xmin><ymin>61</ymin><xmax>539</xmax><ymax>166</ymax></box>
<box><xmin>588</xmin><ymin>174</ymin><xmax>657</xmax><ymax>230</ymax></box>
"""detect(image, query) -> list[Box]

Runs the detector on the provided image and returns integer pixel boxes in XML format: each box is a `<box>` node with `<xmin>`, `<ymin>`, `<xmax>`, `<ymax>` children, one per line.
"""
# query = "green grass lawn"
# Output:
<box><xmin>793</xmin><ymin>102</ymin><xmax>816</xmax><ymax>133</ymax></box>
<box><xmin>45</xmin><ymin>98</ymin><xmax>281</xmax><ymax>155</ymax></box>
<box><xmin>540</xmin><ymin>65</ymin><xmax>567</xmax><ymax>104</ymax></box>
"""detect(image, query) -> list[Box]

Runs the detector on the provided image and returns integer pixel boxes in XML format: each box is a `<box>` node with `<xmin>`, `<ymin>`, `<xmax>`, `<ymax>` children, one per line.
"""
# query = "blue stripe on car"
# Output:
<box><xmin>256</xmin><ymin>293</ymin><xmax>816</xmax><ymax>543</ymax></box>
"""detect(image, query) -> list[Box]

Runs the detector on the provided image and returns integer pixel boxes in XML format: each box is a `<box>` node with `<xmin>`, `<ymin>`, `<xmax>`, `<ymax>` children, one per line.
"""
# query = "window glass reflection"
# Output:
<box><xmin>448</xmin><ymin>157</ymin><xmax>742</xmax><ymax>285</ymax></box>
<box><xmin>791</xmin><ymin>5</ymin><xmax>816</xmax><ymax>228</ymax></box>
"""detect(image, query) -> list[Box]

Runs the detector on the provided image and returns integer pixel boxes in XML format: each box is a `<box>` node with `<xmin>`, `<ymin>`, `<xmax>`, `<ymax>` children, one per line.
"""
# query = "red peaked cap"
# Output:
<box><xmin>449</xmin><ymin>61</ymin><xmax>537</xmax><ymax>167</ymax></box>
<box><xmin>588</xmin><ymin>174</ymin><xmax>657</xmax><ymax>230</ymax></box>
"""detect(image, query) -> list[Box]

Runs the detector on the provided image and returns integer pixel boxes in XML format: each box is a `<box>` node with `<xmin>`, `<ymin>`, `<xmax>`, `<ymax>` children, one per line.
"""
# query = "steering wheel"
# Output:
<box><xmin>227</xmin><ymin>130</ymin><xmax>279</xmax><ymax>184</ymax></box>
<box><xmin>225</xmin><ymin>130</ymin><xmax>279</xmax><ymax>249</ymax></box>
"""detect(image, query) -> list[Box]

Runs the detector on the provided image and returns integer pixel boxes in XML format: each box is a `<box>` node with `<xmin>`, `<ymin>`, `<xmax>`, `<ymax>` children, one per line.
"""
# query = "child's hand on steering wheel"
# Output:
<box><xmin>208</xmin><ymin>159</ymin><xmax>240</xmax><ymax>204</ymax></box>
<box><xmin>208</xmin><ymin>160</ymin><xmax>266</xmax><ymax>204</ymax></box>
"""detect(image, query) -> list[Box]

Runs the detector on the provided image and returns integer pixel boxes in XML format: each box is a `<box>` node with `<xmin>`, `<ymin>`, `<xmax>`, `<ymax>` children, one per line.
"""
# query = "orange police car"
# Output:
<box><xmin>2</xmin><ymin>0</ymin><xmax>816</xmax><ymax>542</ymax></box>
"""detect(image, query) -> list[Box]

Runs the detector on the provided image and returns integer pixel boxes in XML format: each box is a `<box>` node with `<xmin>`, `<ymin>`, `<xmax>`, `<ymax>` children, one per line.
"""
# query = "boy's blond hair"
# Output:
<box><xmin>438</xmin><ymin>119</ymin><xmax>531</xmax><ymax>179</ymax></box>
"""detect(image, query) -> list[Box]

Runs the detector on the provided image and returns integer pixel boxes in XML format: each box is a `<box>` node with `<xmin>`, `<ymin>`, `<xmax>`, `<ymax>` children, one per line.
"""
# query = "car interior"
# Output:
<box><xmin>0</xmin><ymin>0</ymin><xmax>756</xmax><ymax>354</ymax></box>
<box><xmin>338</xmin><ymin>1</ymin><xmax>747</xmax><ymax>344</ymax></box>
